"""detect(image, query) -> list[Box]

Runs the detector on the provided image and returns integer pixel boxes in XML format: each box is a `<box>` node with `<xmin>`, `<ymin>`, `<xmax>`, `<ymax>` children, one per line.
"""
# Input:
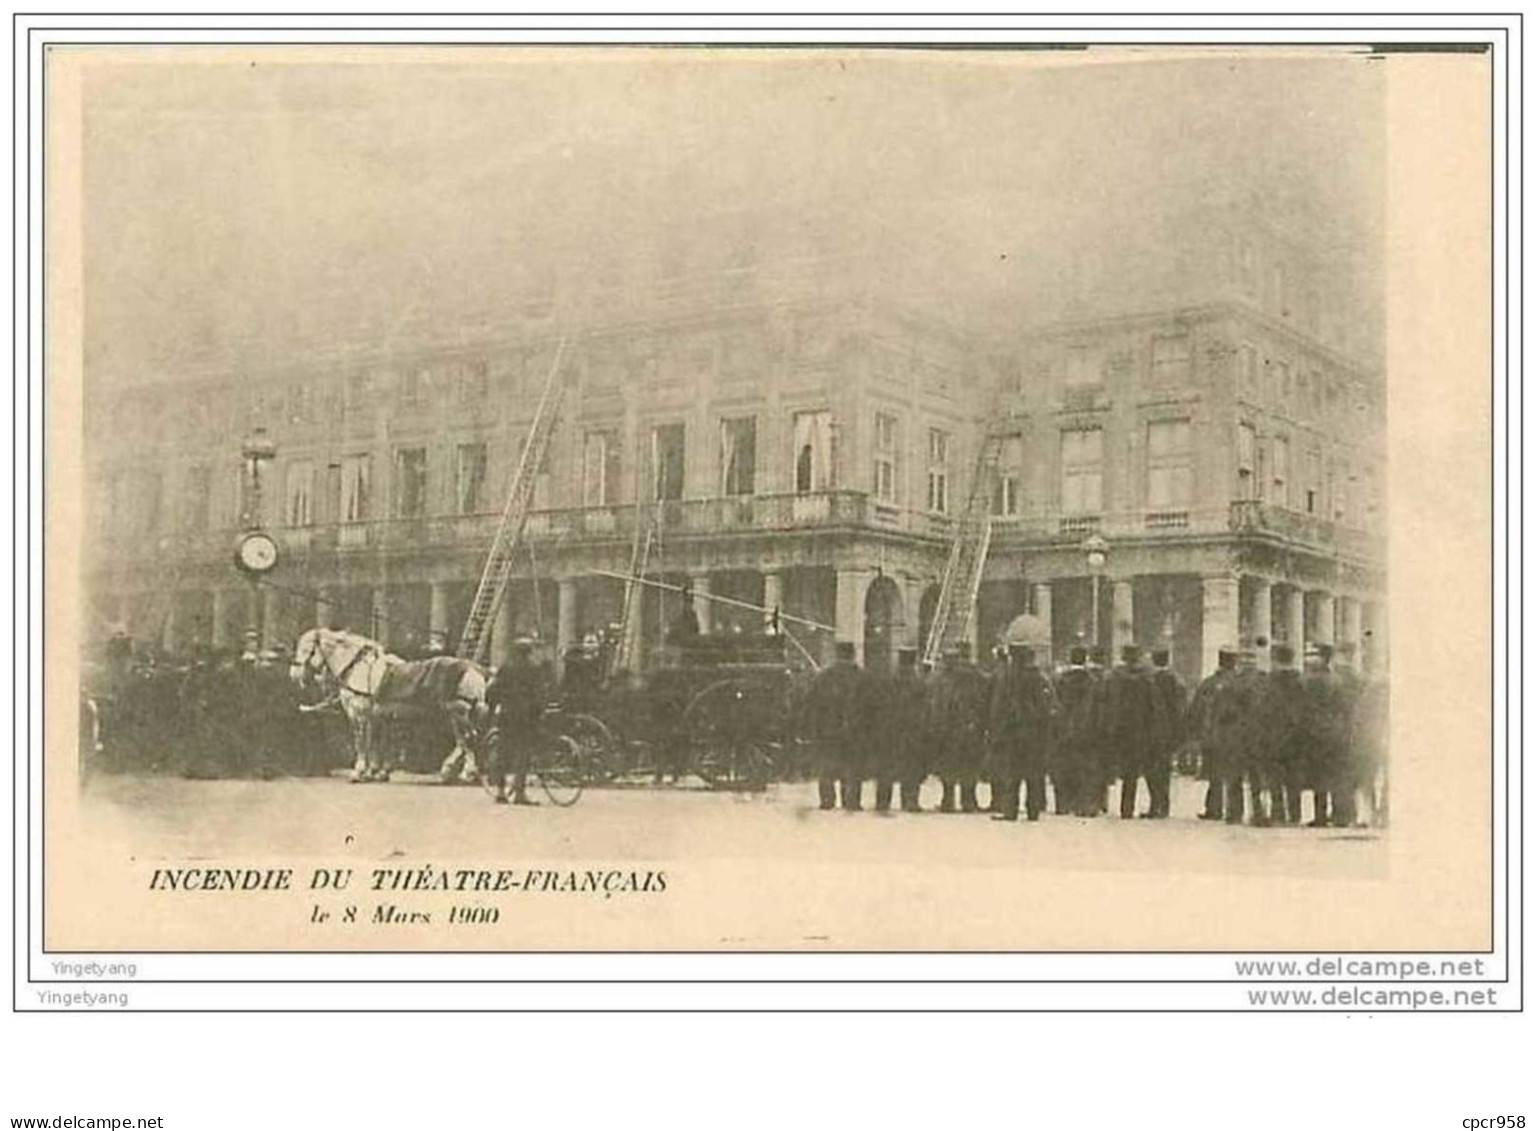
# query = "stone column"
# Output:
<box><xmin>764</xmin><ymin>571</ymin><xmax>787</xmax><ymax>635</ymax></box>
<box><xmin>1032</xmin><ymin>581</ymin><xmax>1053</xmax><ymax>629</ymax></box>
<box><xmin>490</xmin><ymin>589</ymin><xmax>515</xmax><ymax>669</ymax></box>
<box><xmin>1281</xmin><ymin>585</ymin><xmax>1305</xmax><ymax>650</ymax></box>
<box><xmin>556</xmin><ymin>576</ymin><xmax>579</xmax><ymax>653</ymax></box>
<box><xmin>1200</xmin><ymin>574</ymin><xmax>1239</xmax><ymax>677</ymax></box>
<box><xmin>161</xmin><ymin>599</ymin><xmax>179</xmax><ymax>656</ymax></box>
<box><xmin>1248</xmin><ymin>577</ymin><xmax>1273</xmax><ymax>668</ymax></box>
<box><xmin>834</xmin><ymin>568</ymin><xmax>876</xmax><ymax>666</ymax></box>
<box><xmin>689</xmin><ymin>572</ymin><xmax>713</xmax><ymax>636</ymax></box>
<box><xmin>429</xmin><ymin>581</ymin><xmax>451</xmax><ymax>643</ymax></box>
<box><xmin>1309</xmin><ymin>590</ymin><xmax>1336</xmax><ymax>648</ymax></box>
<box><xmin>210</xmin><ymin>589</ymin><xmax>232</xmax><ymax>650</ymax></box>
<box><xmin>1339</xmin><ymin>596</ymin><xmax>1362</xmax><ymax>654</ymax></box>
<box><xmin>1111</xmin><ymin>579</ymin><xmax>1135</xmax><ymax>656</ymax></box>
<box><xmin>370</xmin><ymin>586</ymin><xmax>388</xmax><ymax>645</ymax></box>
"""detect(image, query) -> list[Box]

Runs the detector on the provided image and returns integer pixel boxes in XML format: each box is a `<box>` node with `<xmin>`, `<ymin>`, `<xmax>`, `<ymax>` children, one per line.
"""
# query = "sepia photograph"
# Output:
<box><xmin>37</xmin><ymin>40</ymin><xmax>1492</xmax><ymax>958</ymax></box>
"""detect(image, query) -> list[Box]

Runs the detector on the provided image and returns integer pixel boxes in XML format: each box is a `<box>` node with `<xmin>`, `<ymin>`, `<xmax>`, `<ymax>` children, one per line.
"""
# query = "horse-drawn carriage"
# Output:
<box><xmin>554</xmin><ymin>631</ymin><xmax>802</xmax><ymax>792</ymax></box>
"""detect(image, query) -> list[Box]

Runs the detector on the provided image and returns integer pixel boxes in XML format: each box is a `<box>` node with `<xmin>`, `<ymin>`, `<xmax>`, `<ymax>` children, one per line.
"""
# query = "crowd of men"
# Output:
<box><xmin>83</xmin><ymin>619</ymin><xmax>1389</xmax><ymax>831</ymax></box>
<box><xmin>801</xmin><ymin>636</ymin><xmax>1388</xmax><ymax>828</ymax></box>
<box><xmin>81</xmin><ymin>628</ymin><xmax>341</xmax><ymax>778</ymax></box>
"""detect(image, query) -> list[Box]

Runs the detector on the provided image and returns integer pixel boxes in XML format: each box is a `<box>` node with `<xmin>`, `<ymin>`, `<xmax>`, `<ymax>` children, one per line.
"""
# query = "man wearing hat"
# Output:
<box><xmin>1100</xmin><ymin>643</ymin><xmax>1156</xmax><ymax>819</ymax></box>
<box><xmin>987</xmin><ymin>643</ymin><xmax>1058</xmax><ymax>821</ymax></box>
<box><xmin>1144</xmin><ymin>647</ymin><xmax>1186</xmax><ymax>819</ymax></box>
<box><xmin>1254</xmin><ymin>641</ymin><xmax>1307</xmax><ymax>825</ymax></box>
<box><xmin>1189</xmin><ymin>647</ymin><xmax>1239</xmax><ymax>820</ymax></box>
<box><xmin>874</xmin><ymin>647</ymin><xmax>927</xmax><ymax>813</ymax></box>
<box><xmin>928</xmin><ymin>645</ymin><xmax>988</xmax><ymax>813</ymax></box>
<box><xmin>1299</xmin><ymin>642</ymin><xmax>1348</xmax><ymax>826</ymax></box>
<box><xmin>1051</xmin><ymin>646</ymin><xmax>1096</xmax><ymax>816</ymax></box>
<box><xmin>804</xmin><ymin>639</ymin><xmax>869</xmax><ymax>810</ymax></box>
<box><xmin>483</xmin><ymin>637</ymin><xmax>553</xmax><ymax>804</ymax></box>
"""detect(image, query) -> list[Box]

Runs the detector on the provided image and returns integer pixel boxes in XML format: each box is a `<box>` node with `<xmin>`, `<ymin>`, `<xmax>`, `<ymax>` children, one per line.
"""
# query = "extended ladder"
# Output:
<box><xmin>610</xmin><ymin>492</ymin><xmax>657</xmax><ymax>677</ymax></box>
<box><xmin>457</xmin><ymin>337</ymin><xmax>568</xmax><ymax>664</ymax></box>
<box><xmin>921</xmin><ymin>429</ymin><xmax>1007</xmax><ymax>668</ymax></box>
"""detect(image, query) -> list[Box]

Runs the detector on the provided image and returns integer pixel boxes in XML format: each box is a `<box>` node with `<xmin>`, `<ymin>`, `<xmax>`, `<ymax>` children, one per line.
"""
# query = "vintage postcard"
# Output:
<box><xmin>39</xmin><ymin>42</ymin><xmax>1494</xmax><ymax>957</ymax></box>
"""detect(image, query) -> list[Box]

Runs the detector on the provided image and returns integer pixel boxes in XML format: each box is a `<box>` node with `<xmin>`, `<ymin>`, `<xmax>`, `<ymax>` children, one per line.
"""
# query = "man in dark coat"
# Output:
<box><xmin>804</xmin><ymin>640</ymin><xmax>868</xmax><ymax>810</ymax></box>
<box><xmin>987</xmin><ymin>644</ymin><xmax>1058</xmax><ymax>821</ymax></box>
<box><xmin>484</xmin><ymin>639</ymin><xmax>554</xmax><ymax>805</ymax></box>
<box><xmin>1300</xmin><ymin>643</ymin><xmax>1350</xmax><ymax>827</ymax></box>
<box><xmin>1253</xmin><ymin>642</ymin><xmax>1308</xmax><ymax>825</ymax></box>
<box><xmin>1190</xmin><ymin>647</ymin><xmax>1240</xmax><ymax>821</ymax></box>
<box><xmin>1144</xmin><ymin>647</ymin><xmax>1186</xmax><ymax>819</ymax></box>
<box><xmin>1051</xmin><ymin>646</ymin><xmax>1096</xmax><ymax>816</ymax></box>
<box><xmin>1102</xmin><ymin>644</ymin><xmax>1156</xmax><ymax>819</ymax></box>
<box><xmin>929</xmin><ymin>646</ymin><xmax>989</xmax><ymax>813</ymax></box>
<box><xmin>874</xmin><ymin>647</ymin><xmax>926</xmax><ymax>813</ymax></box>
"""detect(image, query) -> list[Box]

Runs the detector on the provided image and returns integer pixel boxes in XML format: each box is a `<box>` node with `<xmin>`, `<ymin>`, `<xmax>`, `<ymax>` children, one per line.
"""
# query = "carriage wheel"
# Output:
<box><xmin>561</xmin><ymin>713</ymin><xmax>620</xmax><ymax>784</ymax></box>
<box><xmin>682</xmin><ymin>679</ymin><xmax>776</xmax><ymax>792</ymax></box>
<box><xmin>538</xmin><ymin>734</ymin><xmax>586</xmax><ymax>807</ymax></box>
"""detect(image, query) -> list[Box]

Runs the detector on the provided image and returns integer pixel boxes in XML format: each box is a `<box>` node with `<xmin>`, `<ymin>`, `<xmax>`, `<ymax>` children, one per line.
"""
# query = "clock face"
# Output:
<box><xmin>235</xmin><ymin>532</ymin><xmax>279</xmax><ymax>574</ymax></box>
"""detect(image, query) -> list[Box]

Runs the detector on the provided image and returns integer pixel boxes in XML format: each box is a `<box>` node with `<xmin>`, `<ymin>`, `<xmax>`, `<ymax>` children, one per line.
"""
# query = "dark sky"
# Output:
<box><xmin>80</xmin><ymin>48</ymin><xmax>1384</xmax><ymax>388</ymax></box>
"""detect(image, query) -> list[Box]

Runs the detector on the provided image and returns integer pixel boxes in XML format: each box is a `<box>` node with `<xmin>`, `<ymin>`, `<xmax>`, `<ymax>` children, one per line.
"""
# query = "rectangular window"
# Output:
<box><xmin>583</xmin><ymin>430</ymin><xmax>617</xmax><ymax>507</ymax></box>
<box><xmin>1064</xmin><ymin>346</ymin><xmax>1097</xmax><ymax>388</ymax></box>
<box><xmin>926</xmin><ymin>428</ymin><xmax>951</xmax><ymax>514</ymax></box>
<box><xmin>652</xmin><ymin>423</ymin><xmax>686</xmax><ymax>502</ymax></box>
<box><xmin>1150</xmin><ymin>333</ymin><xmax>1193</xmax><ymax>385</ymax></box>
<box><xmin>1146</xmin><ymin>419</ymin><xmax>1193</xmax><ymax>510</ymax></box>
<box><xmin>1271</xmin><ymin>436</ymin><xmax>1290</xmax><ymax>507</ymax></box>
<box><xmin>1237</xmin><ymin>423</ymin><xmax>1258</xmax><ymax>501</ymax></box>
<box><xmin>183</xmin><ymin>465</ymin><xmax>211</xmax><ymax>532</ymax></box>
<box><xmin>992</xmin><ymin>435</ymin><xmax>1023</xmax><ymax>517</ymax></box>
<box><xmin>341</xmin><ymin>455</ymin><xmax>371</xmax><ymax>523</ymax></box>
<box><xmin>874</xmin><ymin>411</ymin><xmax>900</xmax><ymax>504</ymax></box>
<box><xmin>719</xmin><ymin>416</ymin><xmax>757</xmax><ymax>497</ymax></box>
<box><xmin>1275</xmin><ymin>361</ymin><xmax>1292</xmax><ymax>409</ymax></box>
<box><xmin>455</xmin><ymin>442</ymin><xmax>487</xmax><ymax>515</ymax></box>
<box><xmin>792</xmin><ymin>411</ymin><xmax>837</xmax><ymax>494</ymax></box>
<box><xmin>394</xmin><ymin>448</ymin><xmax>428</xmax><ymax>518</ymax></box>
<box><xmin>1305</xmin><ymin>449</ymin><xmax>1322</xmax><ymax>515</ymax></box>
<box><xmin>1334</xmin><ymin>460</ymin><xmax>1350</xmax><ymax>524</ymax></box>
<box><xmin>285</xmin><ymin>461</ymin><xmax>315</xmax><ymax>527</ymax></box>
<box><xmin>1060</xmin><ymin>428</ymin><xmax>1104</xmax><ymax>515</ymax></box>
<box><xmin>399</xmin><ymin>369</ymin><xmax>425</xmax><ymax>408</ymax></box>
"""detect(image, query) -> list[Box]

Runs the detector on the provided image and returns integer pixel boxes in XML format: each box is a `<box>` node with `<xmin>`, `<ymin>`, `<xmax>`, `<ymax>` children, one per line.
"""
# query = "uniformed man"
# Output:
<box><xmin>987</xmin><ymin>643</ymin><xmax>1058</xmax><ymax>821</ymax></box>
<box><xmin>1051</xmin><ymin>647</ymin><xmax>1095</xmax><ymax>816</ymax></box>
<box><xmin>1253</xmin><ymin>641</ymin><xmax>1307</xmax><ymax>826</ymax></box>
<box><xmin>1350</xmin><ymin>659</ymin><xmax>1389</xmax><ymax>829</ymax></box>
<box><xmin>930</xmin><ymin>645</ymin><xmax>989</xmax><ymax>813</ymax></box>
<box><xmin>1144</xmin><ymin>647</ymin><xmax>1186</xmax><ymax>819</ymax></box>
<box><xmin>1190</xmin><ymin>647</ymin><xmax>1239</xmax><ymax>821</ymax></box>
<box><xmin>1101</xmin><ymin>644</ymin><xmax>1156</xmax><ymax>820</ymax></box>
<box><xmin>874</xmin><ymin>647</ymin><xmax>926</xmax><ymax>813</ymax></box>
<box><xmin>484</xmin><ymin>638</ymin><xmax>553</xmax><ymax>805</ymax></box>
<box><xmin>804</xmin><ymin>640</ymin><xmax>868</xmax><ymax>810</ymax></box>
<box><xmin>1300</xmin><ymin>643</ymin><xmax>1350</xmax><ymax>827</ymax></box>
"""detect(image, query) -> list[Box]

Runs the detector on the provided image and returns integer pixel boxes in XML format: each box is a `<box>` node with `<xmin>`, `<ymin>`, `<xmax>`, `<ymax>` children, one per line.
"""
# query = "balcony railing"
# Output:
<box><xmin>1228</xmin><ymin>499</ymin><xmax>1383</xmax><ymax>559</ymax></box>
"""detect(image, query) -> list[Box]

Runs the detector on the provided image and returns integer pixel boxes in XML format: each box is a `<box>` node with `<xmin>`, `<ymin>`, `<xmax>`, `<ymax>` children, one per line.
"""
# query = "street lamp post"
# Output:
<box><xmin>239</xmin><ymin>427</ymin><xmax>279</xmax><ymax>649</ymax></box>
<box><xmin>1083</xmin><ymin>533</ymin><xmax>1109</xmax><ymax>650</ymax></box>
<box><xmin>241</xmin><ymin>426</ymin><xmax>278</xmax><ymax>531</ymax></box>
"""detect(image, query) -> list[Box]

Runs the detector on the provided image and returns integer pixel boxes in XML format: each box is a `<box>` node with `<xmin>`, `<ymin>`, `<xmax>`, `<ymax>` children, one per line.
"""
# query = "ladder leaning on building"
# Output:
<box><xmin>920</xmin><ymin>426</ymin><xmax>1009</xmax><ymax>668</ymax></box>
<box><xmin>455</xmin><ymin>337</ymin><xmax>569</xmax><ymax>665</ymax></box>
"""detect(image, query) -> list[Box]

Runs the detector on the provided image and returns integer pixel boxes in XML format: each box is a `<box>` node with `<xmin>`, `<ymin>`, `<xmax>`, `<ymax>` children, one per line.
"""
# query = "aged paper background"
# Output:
<box><xmin>40</xmin><ymin>45</ymin><xmax>1493</xmax><ymax>952</ymax></box>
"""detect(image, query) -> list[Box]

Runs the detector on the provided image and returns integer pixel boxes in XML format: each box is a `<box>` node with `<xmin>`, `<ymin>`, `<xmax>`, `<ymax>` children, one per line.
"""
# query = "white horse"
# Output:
<box><xmin>290</xmin><ymin>628</ymin><xmax>488</xmax><ymax>783</ymax></box>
